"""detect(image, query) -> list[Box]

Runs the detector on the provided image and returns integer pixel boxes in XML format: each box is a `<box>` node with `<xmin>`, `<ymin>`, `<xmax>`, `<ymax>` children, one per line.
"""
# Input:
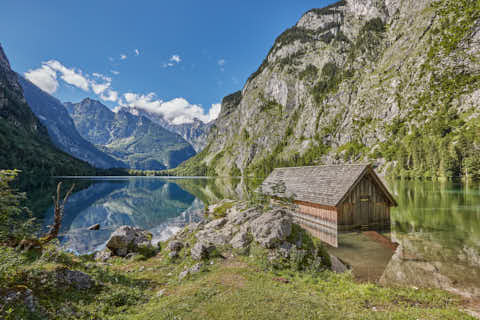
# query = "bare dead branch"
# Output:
<box><xmin>40</xmin><ymin>182</ymin><xmax>75</xmax><ymax>245</ymax></box>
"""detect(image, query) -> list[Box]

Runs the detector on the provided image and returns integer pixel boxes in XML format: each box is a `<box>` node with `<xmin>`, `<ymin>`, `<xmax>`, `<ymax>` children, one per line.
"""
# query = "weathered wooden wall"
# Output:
<box><xmin>293</xmin><ymin>201</ymin><xmax>338</xmax><ymax>247</ymax></box>
<box><xmin>337</xmin><ymin>172</ymin><xmax>390</xmax><ymax>231</ymax></box>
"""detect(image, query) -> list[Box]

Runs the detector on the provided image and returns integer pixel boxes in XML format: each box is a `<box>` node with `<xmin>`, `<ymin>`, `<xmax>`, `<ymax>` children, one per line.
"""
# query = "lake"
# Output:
<box><xmin>38</xmin><ymin>177</ymin><xmax>480</xmax><ymax>298</ymax></box>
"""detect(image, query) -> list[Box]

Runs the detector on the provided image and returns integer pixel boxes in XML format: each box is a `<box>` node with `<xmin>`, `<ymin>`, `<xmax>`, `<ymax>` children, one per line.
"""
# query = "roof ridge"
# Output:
<box><xmin>273</xmin><ymin>163</ymin><xmax>370</xmax><ymax>170</ymax></box>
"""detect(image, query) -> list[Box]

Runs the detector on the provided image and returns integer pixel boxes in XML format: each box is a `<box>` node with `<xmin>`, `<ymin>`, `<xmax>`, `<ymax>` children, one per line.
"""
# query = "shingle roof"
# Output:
<box><xmin>259</xmin><ymin>164</ymin><xmax>383</xmax><ymax>207</ymax></box>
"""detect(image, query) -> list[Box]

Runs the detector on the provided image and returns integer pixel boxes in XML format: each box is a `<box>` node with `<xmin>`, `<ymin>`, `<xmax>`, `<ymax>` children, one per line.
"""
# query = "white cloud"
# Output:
<box><xmin>122</xmin><ymin>92</ymin><xmax>220</xmax><ymax>124</ymax></box>
<box><xmin>218</xmin><ymin>59</ymin><xmax>225</xmax><ymax>66</ymax></box>
<box><xmin>24</xmin><ymin>65</ymin><xmax>58</xmax><ymax>94</ymax></box>
<box><xmin>92</xmin><ymin>73</ymin><xmax>112</xmax><ymax>82</ymax></box>
<box><xmin>45</xmin><ymin>60</ymin><xmax>90</xmax><ymax>91</ymax></box>
<box><xmin>134</xmin><ymin>49</ymin><xmax>140</xmax><ymax>56</ymax></box>
<box><xmin>170</xmin><ymin>55</ymin><xmax>181</xmax><ymax>63</ymax></box>
<box><xmin>207</xmin><ymin>103</ymin><xmax>221</xmax><ymax>122</ymax></box>
<box><xmin>120</xmin><ymin>54</ymin><xmax>127</xmax><ymax>60</ymax></box>
<box><xmin>100</xmin><ymin>90</ymin><xmax>118</xmax><ymax>102</ymax></box>
<box><xmin>111</xmin><ymin>70</ymin><xmax>120</xmax><ymax>75</ymax></box>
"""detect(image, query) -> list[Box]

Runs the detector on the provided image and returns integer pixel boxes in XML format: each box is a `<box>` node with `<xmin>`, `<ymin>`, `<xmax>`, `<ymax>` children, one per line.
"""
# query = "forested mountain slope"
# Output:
<box><xmin>0</xmin><ymin>43</ymin><xmax>94</xmax><ymax>179</ymax></box>
<box><xmin>18</xmin><ymin>76</ymin><xmax>123</xmax><ymax>169</ymax></box>
<box><xmin>177</xmin><ymin>0</ymin><xmax>480</xmax><ymax>180</ymax></box>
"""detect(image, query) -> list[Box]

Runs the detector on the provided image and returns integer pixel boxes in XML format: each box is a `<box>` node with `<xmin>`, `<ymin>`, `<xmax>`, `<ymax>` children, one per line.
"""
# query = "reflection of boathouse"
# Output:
<box><xmin>259</xmin><ymin>164</ymin><xmax>397</xmax><ymax>247</ymax></box>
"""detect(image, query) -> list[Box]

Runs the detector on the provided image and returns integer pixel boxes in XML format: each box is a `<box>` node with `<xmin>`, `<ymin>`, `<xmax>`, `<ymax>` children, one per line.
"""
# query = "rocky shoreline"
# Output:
<box><xmin>94</xmin><ymin>200</ymin><xmax>348</xmax><ymax>275</ymax></box>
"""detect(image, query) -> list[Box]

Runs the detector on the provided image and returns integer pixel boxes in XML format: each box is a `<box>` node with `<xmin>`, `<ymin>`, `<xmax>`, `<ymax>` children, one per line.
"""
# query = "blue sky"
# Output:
<box><xmin>1</xmin><ymin>0</ymin><xmax>335</xmax><ymax>124</ymax></box>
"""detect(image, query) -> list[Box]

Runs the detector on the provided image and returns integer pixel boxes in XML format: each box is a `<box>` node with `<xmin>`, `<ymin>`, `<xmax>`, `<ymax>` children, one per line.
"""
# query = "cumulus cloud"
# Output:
<box><xmin>122</xmin><ymin>92</ymin><xmax>220</xmax><ymax>124</ymax></box>
<box><xmin>25</xmin><ymin>65</ymin><xmax>58</xmax><ymax>94</ymax></box>
<box><xmin>120</xmin><ymin>54</ymin><xmax>127</xmax><ymax>60</ymax></box>
<box><xmin>134</xmin><ymin>49</ymin><xmax>140</xmax><ymax>56</ymax></box>
<box><xmin>207</xmin><ymin>103</ymin><xmax>221</xmax><ymax>122</ymax></box>
<box><xmin>45</xmin><ymin>60</ymin><xmax>90</xmax><ymax>91</ymax></box>
<box><xmin>26</xmin><ymin>60</ymin><xmax>89</xmax><ymax>92</ymax></box>
<box><xmin>100</xmin><ymin>90</ymin><xmax>118</xmax><ymax>102</ymax></box>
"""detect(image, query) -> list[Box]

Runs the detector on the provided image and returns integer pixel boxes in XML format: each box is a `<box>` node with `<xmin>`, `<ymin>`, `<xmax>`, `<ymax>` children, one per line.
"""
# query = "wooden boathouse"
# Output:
<box><xmin>259</xmin><ymin>164</ymin><xmax>397</xmax><ymax>247</ymax></box>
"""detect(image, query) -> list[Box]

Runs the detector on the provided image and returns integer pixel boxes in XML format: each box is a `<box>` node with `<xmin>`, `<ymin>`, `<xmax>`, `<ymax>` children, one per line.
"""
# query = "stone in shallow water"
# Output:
<box><xmin>88</xmin><ymin>223</ymin><xmax>100</xmax><ymax>230</ymax></box>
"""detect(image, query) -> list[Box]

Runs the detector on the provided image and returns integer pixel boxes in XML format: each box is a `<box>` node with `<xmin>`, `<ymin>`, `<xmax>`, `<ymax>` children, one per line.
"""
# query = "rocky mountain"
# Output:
<box><xmin>178</xmin><ymin>0</ymin><xmax>480</xmax><ymax>180</ymax></box>
<box><xmin>127</xmin><ymin>107</ymin><xmax>213</xmax><ymax>152</ymax></box>
<box><xmin>65</xmin><ymin>99</ymin><xmax>196</xmax><ymax>170</ymax></box>
<box><xmin>18</xmin><ymin>76</ymin><xmax>123</xmax><ymax>169</ymax></box>
<box><xmin>0</xmin><ymin>43</ymin><xmax>94</xmax><ymax>178</ymax></box>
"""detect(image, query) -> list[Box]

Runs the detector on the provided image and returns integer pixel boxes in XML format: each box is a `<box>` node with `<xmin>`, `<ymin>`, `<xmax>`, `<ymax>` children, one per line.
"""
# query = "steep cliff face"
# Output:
<box><xmin>66</xmin><ymin>100</ymin><xmax>196</xmax><ymax>170</ymax></box>
<box><xmin>180</xmin><ymin>0</ymin><xmax>480</xmax><ymax>179</ymax></box>
<box><xmin>18</xmin><ymin>76</ymin><xmax>122</xmax><ymax>169</ymax></box>
<box><xmin>0</xmin><ymin>43</ymin><xmax>94</xmax><ymax>177</ymax></box>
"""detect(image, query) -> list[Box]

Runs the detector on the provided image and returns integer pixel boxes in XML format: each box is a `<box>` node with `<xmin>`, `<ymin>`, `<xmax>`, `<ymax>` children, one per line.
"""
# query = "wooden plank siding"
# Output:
<box><xmin>337</xmin><ymin>172</ymin><xmax>390</xmax><ymax>231</ymax></box>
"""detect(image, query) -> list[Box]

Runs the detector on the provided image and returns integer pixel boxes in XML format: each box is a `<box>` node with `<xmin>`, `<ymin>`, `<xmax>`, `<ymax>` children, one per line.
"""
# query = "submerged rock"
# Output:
<box><xmin>88</xmin><ymin>223</ymin><xmax>100</xmax><ymax>231</ymax></box>
<box><xmin>106</xmin><ymin>226</ymin><xmax>152</xmax><ymax>257</ymax></box>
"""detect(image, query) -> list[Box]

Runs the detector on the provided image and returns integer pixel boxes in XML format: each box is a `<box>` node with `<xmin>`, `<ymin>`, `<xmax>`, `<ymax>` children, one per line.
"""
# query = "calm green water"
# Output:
<box><xmin>38</xmin><ymin>177</ymin><xmax>480</xmax><ymax>296</ymax></box>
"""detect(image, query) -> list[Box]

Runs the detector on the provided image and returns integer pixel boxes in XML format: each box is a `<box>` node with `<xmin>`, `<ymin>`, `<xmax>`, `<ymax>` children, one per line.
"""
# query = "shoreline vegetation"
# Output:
<box><xmin>0</xmin><ymin>172</ymin><xmax>477</xmax><ymax>319</ymax></box>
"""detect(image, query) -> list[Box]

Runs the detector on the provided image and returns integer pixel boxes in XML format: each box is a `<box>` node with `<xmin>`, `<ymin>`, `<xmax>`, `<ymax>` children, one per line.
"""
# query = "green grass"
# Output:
<box><xmin>0</xmin><ymin>237</ymin><xmax>474</xmax><ymax>320</ymax></box>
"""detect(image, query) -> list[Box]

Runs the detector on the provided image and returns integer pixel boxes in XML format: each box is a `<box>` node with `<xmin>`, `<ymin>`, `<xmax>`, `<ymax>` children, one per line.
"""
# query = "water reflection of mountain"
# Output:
<box><xmin>380</xmin><ymin>180</ymin><xmax>480</xmax><ymax>299</ymax></box>
<box><xmin>43</xmin><ymin>178</ymin><xmax>203</xmax><ymax>254</ymax></box>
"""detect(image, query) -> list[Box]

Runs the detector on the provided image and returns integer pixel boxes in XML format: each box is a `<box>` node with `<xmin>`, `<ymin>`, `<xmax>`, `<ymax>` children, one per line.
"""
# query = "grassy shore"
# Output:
<box><xmin>0</xmin><ymin>241</ymin><xmax>474</xmax><ymax>320</ymax></box>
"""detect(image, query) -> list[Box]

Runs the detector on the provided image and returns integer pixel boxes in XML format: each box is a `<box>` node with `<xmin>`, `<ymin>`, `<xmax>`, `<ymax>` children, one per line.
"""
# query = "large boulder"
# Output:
<box><xmin>191</xmin><ymin>242</ymin><xmax>216</xmax><ymax>260</ymax></box>
<box><xmin>248</xmin><ymin>209</ymin><xmax>292</xmax><ymax>248</ymax></box>
<box><xmin>230</xmin><ymin>230</ymin><xmax>251</xmax><ymax>249</ymax></box>
<box><xmin>106</xmin><ymin>226</ymin><xmax>153</xmax><ymax>257</ymax></box>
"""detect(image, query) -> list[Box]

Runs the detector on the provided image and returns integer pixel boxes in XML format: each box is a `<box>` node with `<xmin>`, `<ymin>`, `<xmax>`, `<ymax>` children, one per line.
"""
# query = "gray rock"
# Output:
<box><xmin>190</xmin><ymin>263</ymin><xmax>203</xmax><ymax>274</ymax></box>
<box><xmin>230</xmin><ymin>230</ymin><xmax>251</xmax><ymax>249</ymax></box>
<box><xmin>1</xmin><ymin>287</ymin><xmax>37</xmax><ymax>312</ymax></box>
<box><xmin>88</xmin><ymin>223</ymin><xmax>100</xmax><ymax>230</ymax></box>
<box><xmin>227</xmin><ymin>207</ymin><xmax>262</xmax><ymax>226</ymax></box>
<box><xmin>156</xmin><ymin>289</ymin><xmax>166</xmax><ymax>297</ymax></box>
<box><xmin>249</xmin><ymin>209</ymin><xmax>292</xmax><ymax>248</ymax></box>
<box><xmin>167</xmin><ymin>240</ymin><xmax>184</xmax><ymax>252</ymax></box>
<box><xmin>330</xmin><ymin>254</ymin><xmax>348</xmax><ymax>274</ymax></box>
<box><xmin>125</xmin><ymin>252</ymin><xmax>139</xmax><ymax>260</ymax></box>
<box><xmin>204</xmin><ymin>218</ymin><xmax>228</xmax><ymax>230</ymax></box>
<box><xmin>168</xmin><ymin>251</ymin><xmax>179</xmax><ymax>259</ymax></box>
<box><xmin>196</xmin><ymin>229</ymin><xmax>231</xmax><ymax>246</ymax></box>
<box><xmin>94</xmin><ymin>248</ymin><xmax>112</xmax><ymax>262</ymax></box>
<box><xmin>54</xmin><ymin>268</ymin><xmax>94</xmax><ymax>290</ymax></box>
<box><xmin>191</xmin><ymin>242</ymin><xmax>216</xmax><ymax>260</ymax></box>
<box><xmin>179</xmin><ymin>270</ymin><xmax>189</xmax><ymax>280</ymax></box>
<box><xmin>106</xmin><ymin>226</ymin><xmax>152</xmax><ymax>257</ymax></box>
<box><xmin>278</xmin><ymin>241</ymin><xmax>293</xmax><ymax>258</ymax></box>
